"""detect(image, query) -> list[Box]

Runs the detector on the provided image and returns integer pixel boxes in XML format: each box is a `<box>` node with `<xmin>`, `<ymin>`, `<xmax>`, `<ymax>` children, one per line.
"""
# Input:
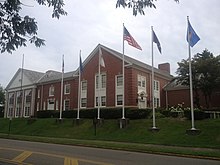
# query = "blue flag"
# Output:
<box><xmin>152</xmin><ymin>29</ymin><xmax>162</xmax><ymax>54</ymax></box>
<box><xmin>79</xmin><ymin>55</ymin><xmax>83</xmax><ymax>73</ymax></box>
<box><xmin>187</xmin><ymin>20</ymin><xmax>200</xmax><ymax>47</ymax></box>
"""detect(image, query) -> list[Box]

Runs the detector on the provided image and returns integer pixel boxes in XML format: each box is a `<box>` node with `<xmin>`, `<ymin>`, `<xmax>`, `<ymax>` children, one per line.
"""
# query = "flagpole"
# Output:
<box><xmin>20</xmin><ymin>54</ymin><xmax>24</xmax><ymax>118</ymax></box>
<box><xmin>77</xmin><ymin>51</ymin><xmax>82</xmax><ymax>120</ymax></box>
<box><xmin>151</xmin><ymin>26</ymin><xmax>156</xmax><ymax>129</ymax></box>
<box><xmin>122</xmin><ymin>23</ymin><xmax>125</xmax><ymax>119</ymax></box>
<box><xmin>187</xmin><ymin>16</ymin><xmax>195</xmax><ymax>130</ymax></box>
<box><xmin>59</xmin><ymin>54</ymin><xmax>64</xmax><ymax>120</ymax></box>
<box><xmin>97</xmin><ymin>47</ymin><xmax>101</xmax><ymax>119</ymax></box>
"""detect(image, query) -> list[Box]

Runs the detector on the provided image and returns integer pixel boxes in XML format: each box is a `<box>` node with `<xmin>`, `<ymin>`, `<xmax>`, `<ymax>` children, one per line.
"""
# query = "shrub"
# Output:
<box><xmin>36</xmin><ymin>110</ymin><xmax>59</xmax><ymax>118</ymax></box>
<box><xmin>126</xmin><ymin>108</ymin><xmax>151</xmax><ymax>119</ymax></box>
<box><xmin>159</xmin><ymin>109</ymin><xmax>170</xmax><ymax>117</ymax></box>
<box><xmin>184</xmin><ymin>108</ymin><xmax>205</xmax><ymax>120</ymax></box>
<box><xmin>36</xmin><ymin>108</ymin><xmax>152</xmax><ymax>119</ymax></box>
<box><xmin>0</xmin><ymin>106</ymin><xmax>4</xmax><ymax>118</ymax></box>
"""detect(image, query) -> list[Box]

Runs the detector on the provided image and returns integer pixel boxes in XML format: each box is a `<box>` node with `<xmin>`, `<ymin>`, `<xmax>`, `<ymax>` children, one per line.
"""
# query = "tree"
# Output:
<box><xmin>176</xmin><ymin>58</ymin><xmax>201</xmax><ymax>108</ymax></box>
<box><xmin>194</xmin><ymin>50</ymin><xmax>220</xmax><ymax>108</ymax></box>
<box><xmin>0</xmin><ymin>84</ymin><xmax>4</xmax><ymax>105</ymax></box>
<box><xmin>116</xmin><ymin>0</ymin><xmax>179</xmax><ymax>16</ymax></box>
<box><xmin>176</xmin><ymin>49</ymin><xmax>220</xmax><ymax>108</ymax></box>
<box><xmin>0</xmin><ymin>85</ymin><xmax>5</xmax><ymax>117</ymax></box>
<box><xmin>0</xmin><ymin>0</ymin><xmax>67</xmax><ymax>53</ymax></box>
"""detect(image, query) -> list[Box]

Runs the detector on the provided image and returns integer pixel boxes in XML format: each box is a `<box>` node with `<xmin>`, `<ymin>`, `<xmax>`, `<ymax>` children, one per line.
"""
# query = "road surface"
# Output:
<box><xmin>0</xmin><ymin>138</ymin><xmax>219</xmax><ymax>165</ymax></box>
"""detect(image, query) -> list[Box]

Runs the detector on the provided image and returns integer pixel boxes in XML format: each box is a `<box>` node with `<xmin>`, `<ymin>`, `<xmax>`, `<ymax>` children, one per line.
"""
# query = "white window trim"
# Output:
<box><xmin>49</xmin><ymin>86</ymin><xmax>54</xmax><ymax>97</ymax></box>
<box><xmin>64</xmin><ymin>84</ymin><xmax>70</xmax><ymax>95</ymax></box>
<box><xmin>64</xmin><ymin>99</ymin><xmax>70</xmax><ymax>111</ymax></box>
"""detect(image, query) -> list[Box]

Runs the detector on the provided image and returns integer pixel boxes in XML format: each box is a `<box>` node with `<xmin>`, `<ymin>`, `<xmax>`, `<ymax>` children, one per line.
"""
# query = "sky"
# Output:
<box><xmin>1</xmin><ymin>0</ymin><xmax>220</xmax><ymax>88</ymax></box>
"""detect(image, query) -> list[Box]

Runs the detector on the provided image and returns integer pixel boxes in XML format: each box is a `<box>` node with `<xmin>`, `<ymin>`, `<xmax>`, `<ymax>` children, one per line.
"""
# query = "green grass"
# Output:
<box><xmin>0</xmin><ymin>118</ymin><xmax>220</xmax><ymax>158</ymax></box>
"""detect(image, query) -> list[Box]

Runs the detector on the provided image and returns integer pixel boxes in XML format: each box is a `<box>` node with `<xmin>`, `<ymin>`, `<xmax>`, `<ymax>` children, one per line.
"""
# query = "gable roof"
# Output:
<box><xmin>7</xmin><ymin>44</ymin><xmax>173</xmax><ymax>86</ymax></box>
<box><xmin>39</xmin><ymin>44</ymin><xmax>173</xmax><ymax>83</ymax></box>
<box><xmin>163</xmin><ymin>78</ymin><xmax>189</xmax><ymax>91</ymax></box>
<box><xmin>101</xmin><ymin>44</ymin><xmax>172</xmax><ymax>79</ymax></box>
<box><xmin>80</xmin><ymin>44</ymin><xmax>172</xmax><ymax>80</ymax></box>
<box><xmin>6</xmin><ymin>68</ymin><xmax>44</xmax><ymax>90</ymax></box>
<box><xmin>37</xmin><ymin>70</ymin><xmax>77</xmax><ymax>84</ymax></box>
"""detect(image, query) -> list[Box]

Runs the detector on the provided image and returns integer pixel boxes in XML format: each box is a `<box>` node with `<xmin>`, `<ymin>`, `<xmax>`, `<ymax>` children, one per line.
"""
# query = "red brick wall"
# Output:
<box><xmin>35</xmin><ymin>48</ymin><xmax>173</xmax><ymax>112</ymax></box>
<box><xmin>81</xmin><ymin>49</ymin><xmax>123</xmax><ymax>108</ymax></box>
<box><xmin>165</xmin><ymin>88</ymin><xmax>220</xmax><ymax>108</ymax></box>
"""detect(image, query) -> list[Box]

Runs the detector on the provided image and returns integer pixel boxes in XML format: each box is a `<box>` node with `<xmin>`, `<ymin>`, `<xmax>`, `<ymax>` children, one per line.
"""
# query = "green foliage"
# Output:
<box><xmin>176</xmin><ymin>49</ymin><xmax>220</xmax><ymax>108</ymax></box>
<box><xmin>0</xmin><ymin>108</ymin><xmax>4</xmax><ymax>118</ymax></box>
<box><xmin>1</xmin><ymin>118</ymin><xmax>220</xmax><ymax>150</ymax></box>
<box><xmin>184</xmin><ymin>108</ymin><xmax>205</xmax><ymax>120</ymax></box>
<box><xmin>0</xmin><ymin>85</ymin><xmax>5</xmax><ymax>117</ymax></box>
<box><xmin>36</xmin><ymin>108</ymin><xmax>152</xmax><ymax>119</ymax></box>
<box><xmin>116</xmin><ymin>0</ymin><xmax>179</xmax><ymax>16</ymax></box>
<box><xmin>0</xmin><ymin>85</ymin><xmax>5</xmax><ymax>105</ymax></box>
<box><xmin>0</xmin><ymin>0</ymin><xmax>67</xmax><ymax>53</ymax></box>
<box><xmin>36</xmin><ymin>110</ymin><xmax>59</xmax><ymax>118</ymax></box>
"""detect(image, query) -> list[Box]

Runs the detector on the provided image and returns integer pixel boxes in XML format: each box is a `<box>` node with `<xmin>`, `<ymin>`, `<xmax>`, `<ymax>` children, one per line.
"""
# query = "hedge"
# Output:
<box><xmin>184</xmin><ymin>109</ymin><xmax>206</xmax><ymax>120</ymax></box>
<box><xmin>0</xmin><ymin>107</ymin><xmax>4</xmax><ymax>118</ymax></box>
<box><xmin>36</xmin><ymin>108</ymin><xmax>152</xmax><ymax>119</ymax></box>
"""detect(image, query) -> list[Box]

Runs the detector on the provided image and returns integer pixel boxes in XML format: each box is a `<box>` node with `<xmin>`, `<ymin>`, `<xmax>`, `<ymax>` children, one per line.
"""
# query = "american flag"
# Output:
<box><xmin>124</xmin><ymin>27</ymin><xmax>142</xmax><ymax>50</ymax></box>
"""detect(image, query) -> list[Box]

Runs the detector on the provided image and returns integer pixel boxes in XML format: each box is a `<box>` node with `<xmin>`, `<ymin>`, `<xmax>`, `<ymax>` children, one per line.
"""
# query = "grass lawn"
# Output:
<box><xmin>0</xmin><ymin>118</ymin><xmax>219</xmax><ymax>158</ymax></box>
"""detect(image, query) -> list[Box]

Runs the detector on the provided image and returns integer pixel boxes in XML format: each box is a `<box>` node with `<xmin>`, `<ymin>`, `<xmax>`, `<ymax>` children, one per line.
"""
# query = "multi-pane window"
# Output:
<box><xmin>8</xmin><ymin>108</ymin><xmax>13</xmax><ymax>117</ymax></box>
<box><xmin>116</xmin><ymin>75</ymin><xmax>123</xmax><ymax>86</ymax></box>
<box><xmin>16</xmin><ymin>106</ymin><xmax>21</xmax><ymax>117</ymax></box>
<box><xmin>9</xmin><ymin>93</ymin><xmax>14</xmax><ymax>105</ymax></box>
<box><xmin>47</xmin><ymin>99</ymin><xmax>55</xmax><ymax>110</ymax></box>
<box><xmin>82</xmin><ymin>81</ymin><xmax>87</xmax><ymax>91</ymax></box>
<box><xmin>15</xmin><ymin>91</ymin><xmax>22</xmax><ymax>117</ymax></box>
<box><xmin>96</xmin><ymin>74</ymin><xmax>106</xmax><ymax>89</ymax></box>
<box><xmin>154</xmin><ymin>98</ymin><xmax>160</xmax><ymax>108</ymax></box>
<box><xmin>81</xmin><ymin>98</ymin><xmax>87</xmax><ymax>108</ymax></box>
<box><xmin>95</xmin><ymin>97</ymin><xmax>99</xmax><ymax>106</ymax></box>
<box><xmin>64</xmin><ymin>99</ymin><xmax>70</xmax><ymax>111</ymax></box>
<box><xmin>138</xmin><ymin>80</ymin><xmax>141</xmax><ymax>87</ymax></box>
<box><xmin>37</xmin><ymin>102</ymin><xmax>39</xmax><ymax>111</ymax></box>
<box><xmin>25</xmin><ymin>90</ymin><xmax>32</xmax><ymax>103</ymax></box>
<box><xmin>117</xmin><ymin>95</ymin><xmax>123</xmax><ymax>106</ymax></box>
<box><xmin>16</xmin><ymin>91</ymin><xmax>22</xmax><ymax>103</ymax></box>
<box><xmin>101</xmin><ymin>74</ymin><xmax>106</xmax><ymax>88</ymax></box>
<box><xmin>137</xmin><ymin>75</ymin><xmax>146</xmax><ymax>88</ymax></box>
<box><xmin>96</xmin><ymin>75</ymin><xmax>99</xmax><ymax>89</ymax></box>
<box><xmin>64</xmin><ymin>84</ymin><xmax>70</xmax><ymax>94</ymax></box>
<box><xmin>37</xmin><ymin>89</ymin><xmax>40</xmax><ymax>98</ymax></box>
<box><xmin>142</xmin><ymin>80</ymin><xmax>145</xmax><ymax>87</ymax></box>
<box><xmin>24</xmin><ymin>103</ymin><xmax>30</xmax><ymax>117</ymax></box>
<box><xmin>49</xmin><ymin>86</ymin><xmax>54</xmax><ymax>96</ymax></box>
<box><xmin>96</xmin><ymin>96</ymin><xmax>106</xmax><ymax>106</ymax></box>
<box><xmin>154</xmin><ymin>81</ymin><xmax>159</xmax><ymax>91</ymax></box>
<box><xmin>23</xmin><ymin>90</ymin><xmax>31</xmax><ymax>117</ymax></box>
<box><xmin>101</xmin><ymin>96</ymin><xmax>106</xmax><ymax>106</ymax></box>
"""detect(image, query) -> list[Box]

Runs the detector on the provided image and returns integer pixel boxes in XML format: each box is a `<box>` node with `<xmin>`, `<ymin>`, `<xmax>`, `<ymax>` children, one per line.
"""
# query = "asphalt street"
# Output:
<box><xmin>0</xmin><ymin>139</ymin><xmax>219</xmax><ymax>165</ymax></box>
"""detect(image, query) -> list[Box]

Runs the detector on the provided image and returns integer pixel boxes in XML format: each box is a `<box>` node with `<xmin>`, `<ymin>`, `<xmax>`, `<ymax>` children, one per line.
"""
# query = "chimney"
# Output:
<box><xmin>158</xmin><ymin>63</ymin><xmax>170</xmax><ymax>74</ymax></box>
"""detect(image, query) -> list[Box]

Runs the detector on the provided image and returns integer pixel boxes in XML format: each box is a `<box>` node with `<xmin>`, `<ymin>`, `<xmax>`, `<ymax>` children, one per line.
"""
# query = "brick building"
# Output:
<box><xmin>164</xmin><ymin>79</ymin><xmax>220</xmax><ymax>108</ymax></box>
<box><xmin>4</xmin><ymin>44</ymin><xmax>173</xmax><ymax>118</ymax></box>
<box><xmin>4</xmin><ymin>69</ymin><xmax>44</xmax><ymax>118</ymax></box>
